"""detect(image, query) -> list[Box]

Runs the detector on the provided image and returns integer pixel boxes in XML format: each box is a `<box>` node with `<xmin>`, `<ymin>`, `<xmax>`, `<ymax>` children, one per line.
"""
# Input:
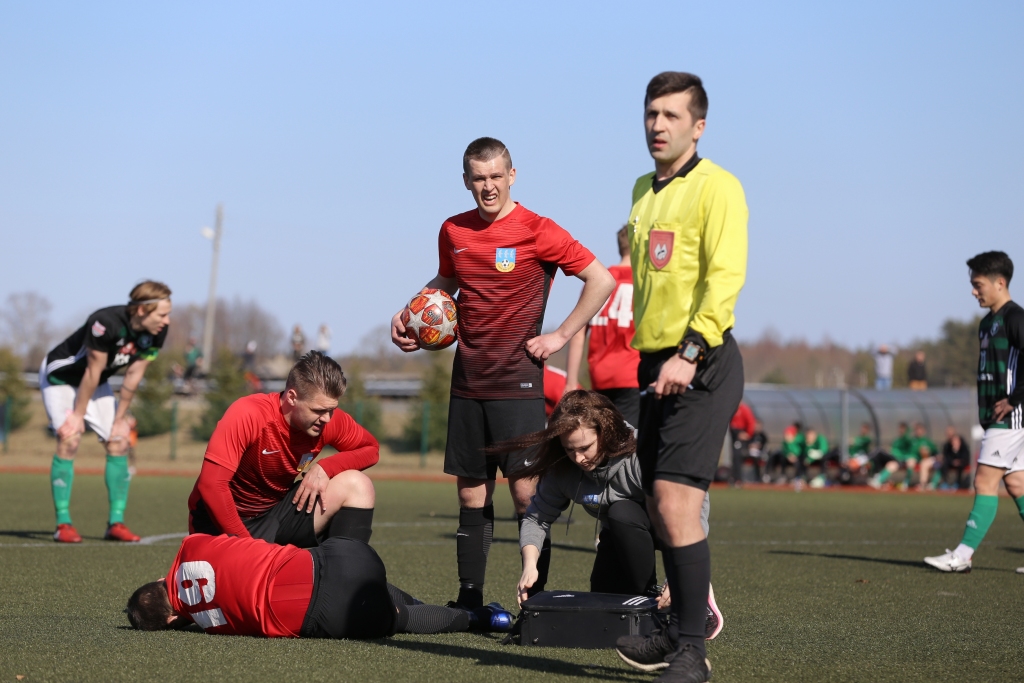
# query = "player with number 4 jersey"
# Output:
<box><xmin>566</xmin><ymin>225</ymin><xmax>641</xmax><ymax>426</ymax></box>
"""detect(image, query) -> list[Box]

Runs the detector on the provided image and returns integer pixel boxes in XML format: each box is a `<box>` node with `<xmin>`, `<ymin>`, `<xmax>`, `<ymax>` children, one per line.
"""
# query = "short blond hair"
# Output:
<box><xmin>128</xmin><ymin>281</ymin><xmax>172</xmax><ymax>316</ymax></box>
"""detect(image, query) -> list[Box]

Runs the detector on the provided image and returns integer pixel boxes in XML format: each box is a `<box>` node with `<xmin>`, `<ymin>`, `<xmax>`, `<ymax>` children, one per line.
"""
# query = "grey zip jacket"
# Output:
<box><xmin>519</xmin><ymin>452</ymin><xmax>711</xmax><ymax>551</ymax></box>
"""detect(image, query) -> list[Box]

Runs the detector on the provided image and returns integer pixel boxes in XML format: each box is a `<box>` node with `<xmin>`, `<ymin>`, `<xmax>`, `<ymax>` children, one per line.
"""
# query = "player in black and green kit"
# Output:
<box><xmin>925</xmin><ymin>252</ymin><xmax>1024</xmax><ymax>572</ymax></box>
<box><xmin>41</xmin><ymin>281</ymin><xmax>171</xmax><ymax>543</ymax></box>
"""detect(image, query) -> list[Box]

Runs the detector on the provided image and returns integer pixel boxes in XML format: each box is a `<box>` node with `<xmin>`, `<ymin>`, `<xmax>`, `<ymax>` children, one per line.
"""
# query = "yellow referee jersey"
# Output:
<box><xmin>628</xmin><ymin>158</ymin><xmax>748</xmax><ymax>352</ymax></box>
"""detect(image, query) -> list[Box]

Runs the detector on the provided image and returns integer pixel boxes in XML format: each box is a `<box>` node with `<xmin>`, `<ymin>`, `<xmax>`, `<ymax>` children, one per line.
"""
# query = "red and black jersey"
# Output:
<box><xmin>586</xmin><ymin>265</ymin><xmax>639</xmax><ymax>390</ymax></box>
<box><xmin>187</xmin><ymin>393</ymin><xmax>379</xmax><ymax>522</ymax></box>
<box><xmin>438</xmin><ymin>203</ymin><xmax>595</xmax><ymax>400</ymax></box>
<box><xmin>166</xmin><ymin>533</ymin><xmax>313</xmax><ymax>638</ymax></box>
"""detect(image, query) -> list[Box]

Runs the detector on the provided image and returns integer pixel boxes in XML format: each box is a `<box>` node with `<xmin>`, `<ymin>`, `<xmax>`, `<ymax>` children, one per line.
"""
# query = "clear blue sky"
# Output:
<box><xmin>2</xmin><ymin>1</ymin><xmax>1022</xmax><ymax>355</ymax></box>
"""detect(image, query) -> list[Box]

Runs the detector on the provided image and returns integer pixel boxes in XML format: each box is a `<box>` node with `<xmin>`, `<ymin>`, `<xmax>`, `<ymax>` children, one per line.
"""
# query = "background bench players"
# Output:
<box><xmin>41</xmin><ymin>281</ymin><xmax>172</xmax><ymax>543</ymax></box>
<box><xmin>565</xmin><ymin>225</ymin><xmax>641</xmax><ymax>427</ymax></box>
<box><xmin>391</xmin><ymin>137</ymin><xmax>615</xmax><ymax>609</ymax></box>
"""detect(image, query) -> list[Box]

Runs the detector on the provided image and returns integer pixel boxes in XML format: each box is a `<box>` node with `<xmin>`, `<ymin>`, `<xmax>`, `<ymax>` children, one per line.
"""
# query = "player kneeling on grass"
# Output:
<box><xmin>126</xmin><ymin>532</ymin><xmax>513</xmax><ymax>638</ymax></box>
<box><xmin>492</xmin><ymin>390</ymin><xmax>723</xmax><ymax>644</ymax></box>
<box><xmin>187</xmin><ymin>351</ymin><xmax>378</xmax><ymax>547</ymax></box>
<box><xmin>926</xmin><ymin>251</ymin><xmax>1024</xmax><ymax>573</ymax></box>
<box><xmin>42</xmin><ymin>281</ymin><xmax>172</xmax><ymax>544</ymax></box>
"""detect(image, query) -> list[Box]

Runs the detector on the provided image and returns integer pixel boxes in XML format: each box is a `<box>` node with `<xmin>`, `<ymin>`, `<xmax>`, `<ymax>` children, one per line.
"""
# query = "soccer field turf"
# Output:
<box><xmin>2</xmin><ymin>474</ymin><xmax>1023</xmax><ymax>682</ymax></box>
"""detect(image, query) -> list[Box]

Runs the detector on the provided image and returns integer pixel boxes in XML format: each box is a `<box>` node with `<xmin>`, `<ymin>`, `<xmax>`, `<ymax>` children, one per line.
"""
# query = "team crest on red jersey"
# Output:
<box><xmin>495</xmin><ymin>248</ymin><xmax>516</xmax><ymax>273</ymax></box>
<box><xmin>648</xmin><ymin>230</ymin><xmax>674</xmax><ymax>270</ymax></box>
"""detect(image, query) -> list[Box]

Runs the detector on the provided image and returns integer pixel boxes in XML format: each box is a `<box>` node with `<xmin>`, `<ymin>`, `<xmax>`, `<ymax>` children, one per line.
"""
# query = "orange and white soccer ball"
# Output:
<box><xmin>401</xmin><ymin>289</ymin><xmax>458</xmax><ymax>350</ymax></box>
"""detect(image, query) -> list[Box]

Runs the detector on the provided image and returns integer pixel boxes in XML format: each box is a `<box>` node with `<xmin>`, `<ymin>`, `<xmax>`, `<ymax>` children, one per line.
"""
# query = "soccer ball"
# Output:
<box><xmin>401</xmin><ymin>289</ymin><xmax>458</xmax><ymax>350</ymax></box>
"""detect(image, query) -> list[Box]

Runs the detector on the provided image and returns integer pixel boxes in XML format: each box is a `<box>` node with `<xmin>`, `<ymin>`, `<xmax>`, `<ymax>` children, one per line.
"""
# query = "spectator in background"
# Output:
<box><xmin>184</xmin><ymin>337</ymin><xmax>203</xmax><ymax>392</ymax></box>
<box><xmin>908</xmin><ymin>350</ymin><xmax>928</xmax><ymax>391</ymax></box>
<box><xmin>729</xmin><ymin>401</ymin><xmax>756</xmax><ymax>486</ymax></box>
<box><xmin>874</xmin><ymin>345</ymin><xmax>894</xmax><ymax>390</ymax></box>
<box><xmin>749</xmin><ymin>419</ymin><xmax>768</xmax><ymax>482</ymax></box>
<box><xmin>317</xmin><ymin>324</ymin><xmax>332</xmax><ymax>355</ymax></box>
<box><xmin>242</xmin><ymin>340</ymin><xmax>258</xmax><ymax>373</ymax></box>
<box><xmin>912</xmin><ymin>422</ymin><xmax>939</xmax><ymax>490</ymax></box>
<box><xmin>799</xmin><ymin>428</ymin><xmax>829</xmax><ymax>486</ymax></box>
<box><xmin>565</xmin><ymin>225</ymin><xmax>640</xmax><ymax>427</ymax></box>
<box><xmin>870</xmin><ymin>422</ymin><xmax>914</xmax><ymax>489</ymax></box>
<box><xmin>766</xmin><ymin>421</ymin><xmax>802</xmax><ymax>483</ymax></box>
<box><xmin>292</xmin><ymin>325</ymin><xmax>306</xmax><ymax>362</ymax></box>
<box><xmin>939</xmin><ymin>426</ymin><xmax>972</xmax><ymax>490</ymax></box>
<box><xmin>847</xmin><ymin>422</ymin><xmax>874</xmax><ymax>476</ymax></box>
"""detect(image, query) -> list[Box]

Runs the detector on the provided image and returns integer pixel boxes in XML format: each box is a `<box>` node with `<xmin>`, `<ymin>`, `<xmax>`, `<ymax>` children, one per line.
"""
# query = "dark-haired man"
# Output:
<box><xmin>187</xmin><ymin>351</ymin><xmax>379</xmax><ymax>548</ymax></box>
<box><xmin>926</xmin><ymin>251</ymin><xmax>1024</xmax><ymax>573</ymax></box>
<box><xmin>391</xmin><ymin>137</ymin><xmax>615</xmax><ymax>610</ymax></box>
<box><xmin>126</xmin><ymin>533</ymin><xmax>512</xmax><ymax>638</ymax></box>
<box><xmin>614</xmin><ymin>72</ymin><xmax>747</xmax><ymax>683</ymax></box>
<box><xmin>42</xmin><ymin>280</ymin><xmax>172</xmax><ymax>543</ymax></box>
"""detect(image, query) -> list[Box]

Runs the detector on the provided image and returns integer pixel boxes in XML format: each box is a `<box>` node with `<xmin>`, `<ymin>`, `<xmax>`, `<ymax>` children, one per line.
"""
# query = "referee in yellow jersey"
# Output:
<box><xmin>614</xmin><ymin>72</ymin><xmax>748</xmax><ymax>683</ymax></box>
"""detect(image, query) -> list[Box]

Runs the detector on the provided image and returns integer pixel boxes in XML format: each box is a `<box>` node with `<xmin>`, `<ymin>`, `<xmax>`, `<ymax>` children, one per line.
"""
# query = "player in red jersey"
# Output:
<box><xmin>391</xmin><ymin>137</ymin><xmax>615</xmax><ymax>609</ymax></box>
<box><xmin>187</xmin><ymin>352</ymin><xmax>379</xmax><ymax>548</ymax></box>
<box><xmin>125</xmin><ymin>533</ymin><xmax>513</xmax><ymax>638</ymax></box>
<box><xmin>565</xmin><ymin>225</ymin><xmax>641</xmax><ymax>427</ymax></box>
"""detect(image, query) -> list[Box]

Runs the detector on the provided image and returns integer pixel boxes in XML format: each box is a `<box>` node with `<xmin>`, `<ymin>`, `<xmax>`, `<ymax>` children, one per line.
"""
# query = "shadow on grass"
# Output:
<box><xmin>768</xmin><ymin>550</ymin><xmax>1005</xmax><ymax>572</ymax></box>
<box><xmin>0</xmin><ymin>529</ymin><xmax>69</xmax><ymax>542</ymax></box>
<box><xmin>491</xmin><ymin>536</ymin><xmax>596</xmax><ymax>554</ymax></box>
<box><xmin>997</xmin><ymin>546</ymin><xmax>1024</xmax><ymax>555</ymax></box>
<box><xmin>385</xmin><ymin>638</ymin><xmax>645</xmax><ymax>680</ymax></box>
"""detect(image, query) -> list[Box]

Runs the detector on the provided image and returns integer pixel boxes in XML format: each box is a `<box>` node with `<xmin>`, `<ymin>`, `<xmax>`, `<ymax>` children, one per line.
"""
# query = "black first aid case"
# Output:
<box><xmin>513</xmin><ymin>590</ymin><xmax>662</xmax><ymax>649</ymax></box>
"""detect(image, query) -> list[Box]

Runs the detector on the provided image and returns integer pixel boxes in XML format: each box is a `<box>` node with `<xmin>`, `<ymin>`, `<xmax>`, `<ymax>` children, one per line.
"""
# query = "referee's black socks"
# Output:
<box><xmin>664</xmin><ymin>539</ymin><xmax>710</xmax><ymax>659</ymax></box>
<box><xmin>456</xmin><ymin>504</ymin><xmax>493</xmax><ymax>609</ymax></box>
<box><xmin>327</xmin><ymin>507</ymin><xmax>374</xmax><ymax>544</ymax></box>
<box><xmin>517</xmin><ymin>513</ymin><xmax>551</xmax><ymax>597</ymax></box>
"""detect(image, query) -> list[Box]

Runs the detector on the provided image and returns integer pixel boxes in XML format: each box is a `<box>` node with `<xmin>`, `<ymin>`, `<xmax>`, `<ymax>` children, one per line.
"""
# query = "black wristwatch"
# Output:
<box><xmin>678</xmin><ymin>340</ymin><xmax>704</xmax><ymax>364</ymax></box>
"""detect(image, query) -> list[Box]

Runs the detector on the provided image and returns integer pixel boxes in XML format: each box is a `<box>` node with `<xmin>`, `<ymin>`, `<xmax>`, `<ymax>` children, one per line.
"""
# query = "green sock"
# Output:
<box><xmin>105</xmin><ymin>454</ymin><xmax>131</xmax><ymax>525</ymax></box>
<box><xmin>930</xmin><ymin>470</ymin><xmax>942</xmax><ymax>488</ymax></box>
<box><xmin>960</xmin><ymin>494</ymin><xmax>999</xmax><ymax>550</ymax></box>
<box><xmin>878</xmin><ymin>469</ymin><xmax>891</xmax><ymax>484</ymax></box>
<box><xmin>51</xmin><ymin>455</ymin><xmax>75</xmax><ymax>526</ymax></box>
<box><xmin>1015</xmin><ymin>496</ymin><xmax>1024</xmax><ymax>524</ymax></box>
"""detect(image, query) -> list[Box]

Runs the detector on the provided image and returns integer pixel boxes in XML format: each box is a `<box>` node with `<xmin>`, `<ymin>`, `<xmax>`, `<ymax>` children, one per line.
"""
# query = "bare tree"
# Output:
<box><xmin>0</xmin><ymin>292</ymin><xmax>55</xmax><ymax>368</ymax></box>
<box><xmin>163</xmin><ymin>297</ymin><xmax>285</xmax><ymax>360</ymax></box>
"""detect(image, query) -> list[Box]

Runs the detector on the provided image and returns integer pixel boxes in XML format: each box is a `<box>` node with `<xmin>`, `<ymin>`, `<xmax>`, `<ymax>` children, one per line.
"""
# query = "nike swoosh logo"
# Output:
<box><xmin>456</xmin><ymin>533</ymin><xmax>468</xmax><ymax>537</ymax></box>
<box><xmin>453</xmin><ymin>247</ymin><xmax>469</xmax><ymax>253</ymax></box>
<box><xmin>523</xmin><ymin>460</ymin><xmax>533</xmax><ymax>466</ymax></box>
<box><xmin>262</xmin><ymin>449</ymin><xmax>280</xmax><ymax>455</ymax></box>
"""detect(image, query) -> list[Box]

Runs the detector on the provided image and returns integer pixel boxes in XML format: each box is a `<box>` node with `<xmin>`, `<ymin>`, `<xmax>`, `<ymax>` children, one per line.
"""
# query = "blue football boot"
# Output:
<box><xmin>469</xmin><ymin>602</ymin><xmax>514</xmax><ymax>632</ymax></box>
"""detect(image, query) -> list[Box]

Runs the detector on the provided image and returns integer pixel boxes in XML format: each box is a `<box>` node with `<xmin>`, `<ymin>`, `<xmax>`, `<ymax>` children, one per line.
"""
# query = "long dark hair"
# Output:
<box><xmin>488</xmin><ymin>390</ymin><xmax>636</xmax><ymax>480</ymax></box>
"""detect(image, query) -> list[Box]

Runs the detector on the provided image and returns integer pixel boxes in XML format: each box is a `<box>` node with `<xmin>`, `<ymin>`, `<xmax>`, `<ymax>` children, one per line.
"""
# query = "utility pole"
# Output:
<box><xmin>200</xmin><ymin>204</ymin><xmax>223</xmax><ymax>375</ymax></box>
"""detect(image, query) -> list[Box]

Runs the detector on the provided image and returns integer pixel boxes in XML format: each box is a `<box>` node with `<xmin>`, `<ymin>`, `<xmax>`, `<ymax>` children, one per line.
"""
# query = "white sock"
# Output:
<box><xmin>954</xmin><ymin>543</ymin><xmax>974</xmax><ymax>560</ymax></box>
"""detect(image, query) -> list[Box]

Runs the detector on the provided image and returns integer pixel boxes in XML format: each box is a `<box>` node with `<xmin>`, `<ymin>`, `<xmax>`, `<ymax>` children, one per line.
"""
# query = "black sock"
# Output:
<box><xmin>387</xmin><ymin>582</ymin><xmax>422</xmax><ymax>606</ymax></box>
<box><xmin>664</xmin><ymin>540</ymin><xmax>710</xmax><ymax>658</ymax></box>
<box><xmin>401</xmin><ymin>604</ymin><xmax>471</xmax><ymax>633</ymax></box>
<box><xmin>327</xmin><ymin>507</ymin><xmax>374</xmax><ymax>543</ymax></box>
<box><xmin>456</xmin><ymin>504</ymin><xmax>493</xmax><ymax>609</ymax></box>
<box><xmin>518</xmin><ymin>514</ymin><xmax>551</xmax><ymax>596</ymax></box>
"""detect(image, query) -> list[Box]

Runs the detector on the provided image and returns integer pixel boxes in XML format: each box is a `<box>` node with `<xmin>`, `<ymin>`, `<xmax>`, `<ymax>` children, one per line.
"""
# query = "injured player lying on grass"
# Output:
<box><xmin>126</xmin><ymin>532</ymin><xmax>513</xmax><ymax>639</ymax></box>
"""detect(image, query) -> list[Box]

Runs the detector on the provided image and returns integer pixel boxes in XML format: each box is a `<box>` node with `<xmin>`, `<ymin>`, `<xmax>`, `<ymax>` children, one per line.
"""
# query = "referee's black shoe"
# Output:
<box><xmin>654</xmin><ymin>644</ymin><xmax>711</xmax><ymax>683</ymax></box>
<box><xmin>616</xmin><ymin>629</ymin><xmax>673</xmax><ymax>672</ymax></box>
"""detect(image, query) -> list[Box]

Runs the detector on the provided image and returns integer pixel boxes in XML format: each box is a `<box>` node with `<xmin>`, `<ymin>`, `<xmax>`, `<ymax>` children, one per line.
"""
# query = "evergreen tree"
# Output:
<box><xmin>0</xmin><ymin>347</ymin><xmax>31</xmax><ymax>431</ymax></box>
<box><xmin>403</xmin><ymin>352</ymin><xmax>452</xmax><ymax>452</ymax></box>
<box><xmin>133</xmin><ymin>353</ymin><xmax>174</xmax><ymax>437</ymax></box>
<box><xmin>192</xmin><ymin>350</ymin><xmax>251</xmax><ymax>441</ymax></box>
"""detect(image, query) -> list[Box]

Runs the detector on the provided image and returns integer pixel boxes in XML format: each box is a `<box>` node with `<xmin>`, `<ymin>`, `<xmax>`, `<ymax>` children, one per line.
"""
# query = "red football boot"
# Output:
<box><xmin>104</xmin><ymin>522</ymin><xmax>141</xmax><ymax>542</ymax></box>
<box><xmin>53</xmin><ymin>523</ymin><xmax>83</xmax><ymax>543</ymax></box>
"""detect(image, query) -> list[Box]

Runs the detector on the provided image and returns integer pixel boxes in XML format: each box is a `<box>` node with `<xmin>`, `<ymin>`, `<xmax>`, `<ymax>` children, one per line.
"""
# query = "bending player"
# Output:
<box><xmin>565</xmin><ymin>225</ymin><xmax>641</xmax><ymax>426</ymax></box>
<box><xmin>187</xmin><ymin>351</ymin><xmax>378</xmax><ymax>547</ymax></box>
<box><xmin>125</xmin><ymin>532</ymin><xmax>512</xmax><ymax>638</ymax></box>
<box><xmin>390</xmin><ymin>137</ymin><xmax>615</xmax><ymax>609</ymax></box>
<box><xmin>926</xmin><ymin>251</ymin><xmax>1024</xmax><ymax>573</ymax></box>
<box><xmin>493</xmin><ymin>390</ymin><xmax>722</xmax><ymax>641</ymax></box>
<box><xmin>41</xmin><ymin>281</ymin><xmax>172</xmax><ymax>543</ymax></box>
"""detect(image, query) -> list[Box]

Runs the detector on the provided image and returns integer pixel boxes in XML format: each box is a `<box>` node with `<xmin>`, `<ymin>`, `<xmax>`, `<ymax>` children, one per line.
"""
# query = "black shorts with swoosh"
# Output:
<box><xmin>443</xmin><ymin>397</ymin><xmax>546</xmax><ymax>480</ymax></box>
<box><xmin>190</xmin><ymin>480</ymin><xmax>319</xmax><ymax>548</ymax></box>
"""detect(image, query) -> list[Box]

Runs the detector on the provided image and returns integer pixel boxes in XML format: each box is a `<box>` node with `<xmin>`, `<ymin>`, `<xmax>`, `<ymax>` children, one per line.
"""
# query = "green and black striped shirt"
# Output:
<box><xmin>977</xmin><ymin>300</ymin><xmax>1024</xmax><ymax>429</ymax></box>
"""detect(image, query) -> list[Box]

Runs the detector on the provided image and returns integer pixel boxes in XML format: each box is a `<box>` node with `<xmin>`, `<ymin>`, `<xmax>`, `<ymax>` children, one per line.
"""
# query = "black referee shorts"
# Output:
<box><xmin>636</xmin><ymin>335</ymin><xmax>744</xmax><ymax>493</ymax></box>
<box><xmin>443</xmin><ymin>397</ymin><xmax>546</xmax><ymax>480</ymax></box>
<box><xmin>189</xmin><ymin>480</ymin><xmax>319</xmax><ymax>549</ymax></box>
<box><xmin>301</xmin><ymin>537</ymin><xmax>397</xmax><ymax>639</ymax></box>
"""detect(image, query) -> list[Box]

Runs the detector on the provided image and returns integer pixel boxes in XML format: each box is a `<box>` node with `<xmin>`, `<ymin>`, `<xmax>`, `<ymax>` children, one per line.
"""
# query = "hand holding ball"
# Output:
<box><xmin>400</xmin><ymin>289</ymin><xmax>458</xmax><ymax>350</ymax></box>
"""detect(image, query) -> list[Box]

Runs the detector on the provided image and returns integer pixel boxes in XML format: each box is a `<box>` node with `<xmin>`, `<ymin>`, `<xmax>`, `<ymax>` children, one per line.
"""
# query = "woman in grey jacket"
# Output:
<box><xmin>493</xmin><ymin>391</ymin><xmax>710</xmax><ymax>607</ymax></box>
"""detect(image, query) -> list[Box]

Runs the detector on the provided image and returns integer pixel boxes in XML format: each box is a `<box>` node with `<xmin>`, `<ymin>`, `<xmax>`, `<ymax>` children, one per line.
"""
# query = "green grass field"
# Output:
<box><xmin>2</xmin><ymin>473</ymin><xmax>1024</xmax><ymax>682</ymax></box>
